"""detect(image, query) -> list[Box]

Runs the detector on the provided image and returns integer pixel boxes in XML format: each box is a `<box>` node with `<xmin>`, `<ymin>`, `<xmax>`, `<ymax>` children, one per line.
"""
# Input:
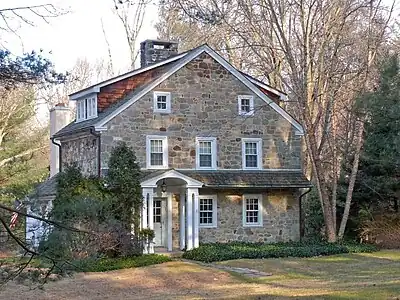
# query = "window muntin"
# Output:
<box><xmin>238</xmin><ymin>95</ymin><xmax>254</xmax><ymax>116</ymax></box>
<box><xmin>196</xmin><ymin>137</ymin><xmax>217</xmax><ymax>170</ymax></box>
<box><xmin>153</xmin><ymin>199</ymin><xmax>162</xmax><ymax>223</ymax></box>
<box><xmin>242</xmin><ymin>138</ymin><xmax>262</xmax><ymax>170</ymax></box>
<box><xmin>153</xmin><ymin>91</ymin><xmax>171</xmax><ymax>113</ymax></box>
<box><xmin>146</xmin><ymin>136</ymin><xmax>168</xmax><ymax>169</ymax></box>
<box><xmin>76</xmin><ymin>95</ymin><xmax>97</xmax><ymax>122</ymax></box>
<box><xmin>199</xmin><ymin>195</ymin><xmax>217</xmax><ymax>228</ymax></box>
<box><xmin>150</xmin><ymin>140</ymin><xmax>164</xmax><ymax>166</ymax></box>
<box><xmin>243</xmin><ymin>195</ymin><xmax>263</xmax><ymax>227</ymax></box>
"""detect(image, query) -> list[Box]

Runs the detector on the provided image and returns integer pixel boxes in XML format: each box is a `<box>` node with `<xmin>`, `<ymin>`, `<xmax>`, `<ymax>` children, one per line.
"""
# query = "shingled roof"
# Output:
<box><xmin>32</xmin><ymin>169</ymin><xmax>311</xmax><ymax>198</ymax></box>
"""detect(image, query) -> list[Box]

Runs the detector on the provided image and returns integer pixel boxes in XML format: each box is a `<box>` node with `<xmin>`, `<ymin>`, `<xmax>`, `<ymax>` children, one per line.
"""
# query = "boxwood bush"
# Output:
<box><xmin>71</xmin><ymin>254</ymin><xmax>171</xmax><ymax>272</ymax></box>
<box><xmin>182</xmin><ymin>242</ymin><xmax>377</xmax><ymax>262</ymax></box>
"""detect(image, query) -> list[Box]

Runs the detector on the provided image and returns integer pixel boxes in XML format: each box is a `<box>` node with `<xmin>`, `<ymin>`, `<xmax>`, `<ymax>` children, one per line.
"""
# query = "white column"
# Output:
<box><xmin>179</xmin><ymin>190</ymin><xmax>186</xmax><ymax>250</ymax></box>
<box><xmin>186</xmin><ymin>188</ymin><xmax>193</xmax><ymax>250</ymax></box>
<box><xmin>192</xmin><ymin>188</ymin><xmax>200</xmax><ymax>248</ymax></box>
<box><xmin>142</xmin><ymin>193</ymin><xmax>148</xmax><ymax>229</ymax></box>
<box><xmin>143</xmin><ymin>187</ymin><xmax>154</xmax><ymax>254</ymax></box>
<box><xmin>141</xmin><ymin>191</ymin><xmax>148</xmax><ymax>254</ymax></box>
<box><xmin>167</xmin><ymin>193</ymin><xmax>173</xmax><ymax>251</ymax></box>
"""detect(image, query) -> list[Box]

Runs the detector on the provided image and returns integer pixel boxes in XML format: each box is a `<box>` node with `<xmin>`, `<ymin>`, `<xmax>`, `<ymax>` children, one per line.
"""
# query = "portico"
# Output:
<box><xmin>141</xmin><ymin>169</ymin><xmax>203</xmax><ymax>253</ymax></box>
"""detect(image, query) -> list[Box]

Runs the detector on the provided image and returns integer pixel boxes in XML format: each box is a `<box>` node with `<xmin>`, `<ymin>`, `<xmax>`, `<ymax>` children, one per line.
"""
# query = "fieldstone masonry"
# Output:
<box><xmin>61</xmin><ymin>133</ymin><xmax>98</xmax><ymax>176</ymax></box>
<box><xmin>198</xmin><ymin>190</ymin><xmax>300</xmax><ymax>243</ymax></box>
<box><xmin>100</xmin><ymin>53</ymin><xmax>302</xmax><ymax>170</ymax></box>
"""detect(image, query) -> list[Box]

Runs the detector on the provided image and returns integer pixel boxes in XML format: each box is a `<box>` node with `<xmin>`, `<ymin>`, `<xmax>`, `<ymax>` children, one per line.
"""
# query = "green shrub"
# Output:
<box><xmin>182</xmin><ymin>242</ymin><xmax>377</xmax><ymax>262</ymax></box>
<box><xmin>71</xmin><ymin>254</ymin><xmax>171</xmax><ymax>272</ymax></box>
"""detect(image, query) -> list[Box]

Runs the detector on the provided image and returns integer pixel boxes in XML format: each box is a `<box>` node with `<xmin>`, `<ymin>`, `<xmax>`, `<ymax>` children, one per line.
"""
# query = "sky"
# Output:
<box><xmin>2</xmin><ymin>0</ymin><xmax>160</xmax><ymax>73</ymax></box>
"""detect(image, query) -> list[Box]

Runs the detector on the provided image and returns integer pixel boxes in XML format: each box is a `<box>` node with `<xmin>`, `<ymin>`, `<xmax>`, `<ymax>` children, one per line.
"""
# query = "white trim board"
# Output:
<box><xmin>94</xmin><ymin>45</ymin><xmax>304</xmax><ymax>134</ymax></box>
<box><xmin>69</xmin><ymin>52</ymin><xmax>188</xmax><ymax>100</ymax></box>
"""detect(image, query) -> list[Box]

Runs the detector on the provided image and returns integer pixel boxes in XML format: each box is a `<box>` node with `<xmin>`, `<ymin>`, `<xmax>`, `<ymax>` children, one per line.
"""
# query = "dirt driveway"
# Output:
<box><xmin>1</xmin><ymin>261</ymin><xmax>265</xmax><ymax>300</ymax></box>
<box><xmin>1</xmin><ymin>251</ymin><xmax>400</xmax><ymax>300</ymax></box>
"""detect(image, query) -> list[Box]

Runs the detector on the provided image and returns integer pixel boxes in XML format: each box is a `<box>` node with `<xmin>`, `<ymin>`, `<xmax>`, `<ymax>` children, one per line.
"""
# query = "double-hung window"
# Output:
<box><xmin>238</xmin><ymin>95</ymin><xmax>254</xmax><ymax>116</ymax></box>
<box><xmin>76</xmin><ymin>94</ymin><xmax>97</xmax><ymax>122</ymax></box>
<box><xmin>196</xmin><ymin>137</ymin><xmax>217</xmax><ymax>169</ymax></box>
<box><xmin>199</xmin><ymin>195</ymin><xmax>217</xmax><ymax>228</ymax></box>
<box><xmin>242</xmin><ymin>194</ymin><xmax>263</xmax><ymax>227</ymax></box>
<box><xmin>146</xmin><ymin>136</ymin><xmax>168</xmax><ymax>169</ymax></box>
<box><xmin>242</xmin><ymin>138</ymin><xmax>262</xmax><ymax>169</ymax></box>
<box><xmin>153</xmin><ymin>91</ymin><xmax>171</xmax><ymax>113</ymax></box>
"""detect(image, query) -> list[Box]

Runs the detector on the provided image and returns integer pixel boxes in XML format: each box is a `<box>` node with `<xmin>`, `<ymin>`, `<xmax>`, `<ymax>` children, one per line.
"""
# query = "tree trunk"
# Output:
<box><xmin>338</xmin><ymin>119</ymin><xmax>365</xmax><ymax>239</ymax></box>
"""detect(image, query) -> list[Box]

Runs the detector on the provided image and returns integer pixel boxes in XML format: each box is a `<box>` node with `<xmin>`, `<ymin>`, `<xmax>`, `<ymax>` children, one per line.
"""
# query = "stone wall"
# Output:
<box><xmin>100</xmin><ymin>52</ymin><xmax>301</xmax><ymax>169</ymax></box>
<box><xmin>171</xmin><ymin>193</ymin><xmax>180</xmax><ymax>249</ymax></box>
<box><xmin>61</xmin><ymin>133</ymin><xmax>98</xmax><ymax>176</ymax></box>
<box><xmin>199</xmin><ymin>190</ymin><xmax>300</xmax><ymax>243</ymax></box>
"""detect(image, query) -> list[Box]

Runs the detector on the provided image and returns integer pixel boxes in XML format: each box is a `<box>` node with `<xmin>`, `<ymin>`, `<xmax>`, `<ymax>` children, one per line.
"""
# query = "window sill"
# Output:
<box><xmin>238</xmin><ymin>112</ymin><xmax>254</xmax><ymax>117</ymax></box>
<box><xmin>243</xmin><ymin>224</ymin><xmax>263</xmax><ymax>228</ymax></box>
<box><xmin>153</xmin><ymin>109</ymin><xmax>171</xmax><ymax>114</ymax></box>
<box><xmin>199</xmin><ymin>225</ymin><xmax>217</xmax><ymax>229</ymax></box>
<box><xmin>75</xmin><ymin>115</ymin><xmax>98</xmax><ymax>123</ymax></box>
<box><xmin>146</xmin><ymin>165</ymin><xmax>169</xmax><ymax>170</ymax></box>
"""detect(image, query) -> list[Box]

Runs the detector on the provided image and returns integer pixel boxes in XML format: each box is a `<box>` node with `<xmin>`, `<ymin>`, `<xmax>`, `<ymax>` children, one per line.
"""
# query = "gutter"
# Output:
<box><xmin>50</xmin><ymin>137</ymin><xmax>62</xmax><ymax>173</ymax></box>
<box><xmin>299</xmin><ymin>187</ymin><xmax>312</xmax><ymax>241</ymax></box>
<box><xmin>89</xmin><ymin>127</ymin><xmax>101</xmax><ymax>177</ymax></box>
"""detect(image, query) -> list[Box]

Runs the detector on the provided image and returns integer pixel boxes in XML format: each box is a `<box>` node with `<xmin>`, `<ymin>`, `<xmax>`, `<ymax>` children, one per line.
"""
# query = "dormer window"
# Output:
<box><xmin>238</xmin><ymin>95</ymin><xmax>254</xmax><ymax>116</ymax></box>
<box><xmin>76</xmin><ymin>94</ymin><xmax>97</xmax><ymax>122</ymax></box>
<box><xmin>153</xmin><ymin>91</ymin><xmax>171</xmax><ymax>113</ymax></box>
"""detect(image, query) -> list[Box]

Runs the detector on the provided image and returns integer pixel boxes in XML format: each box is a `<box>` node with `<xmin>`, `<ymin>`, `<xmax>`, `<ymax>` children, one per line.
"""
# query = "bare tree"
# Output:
<box><xmin>113</xmin><ymin>0</ymin><xmax>151</xmax><ymax>69</ymax></box>
<box><xmin>168</xmin><ymin>0</ymin><xmax>396</xmax><ymax>241</ymax></box>
<box><xmin>0</xmin><ymin>3</ymin><xmax>66</xmax><ymax>38</ymax></box>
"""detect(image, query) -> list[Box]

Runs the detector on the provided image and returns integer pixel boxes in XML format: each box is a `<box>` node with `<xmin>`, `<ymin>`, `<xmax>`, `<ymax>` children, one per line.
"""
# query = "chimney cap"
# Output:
<box><xmin>50</xmin><ymin>103</ymin><xmax>70</xmax><ymax>112</ymax></box>
<box><xmin>140</xmin><ymin>39</ymin><xmax>179</xmax><ymax>46</ymax></box>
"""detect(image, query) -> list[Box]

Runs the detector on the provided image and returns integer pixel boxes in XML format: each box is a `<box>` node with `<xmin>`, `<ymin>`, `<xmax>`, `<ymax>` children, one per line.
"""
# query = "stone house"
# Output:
<box><xmin>28</xmin><ymin>40</ymin><xmax>311</xmax><ymax>252</ymax></box>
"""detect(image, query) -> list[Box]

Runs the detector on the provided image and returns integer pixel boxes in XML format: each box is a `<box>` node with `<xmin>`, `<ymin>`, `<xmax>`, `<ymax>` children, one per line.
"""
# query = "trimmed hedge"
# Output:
<box><xmin>182</xmin><ymin>242</ymin><xmax>377</xmax><ymax>262</ymax></box>
<box><xmin>72</xmin><ymin>254</ymin><xmax>171</xmax><ymax>272</ymax></box>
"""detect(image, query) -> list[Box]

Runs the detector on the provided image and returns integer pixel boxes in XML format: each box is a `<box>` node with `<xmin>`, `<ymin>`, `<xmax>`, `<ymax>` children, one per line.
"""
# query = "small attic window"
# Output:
<box><xmin>153</xmin><ymin>91</ymin><xmax>171</xmax><ymax>113</ymax></box>
<box><xmin>76</xmin><ymin>94</ymin><xmax>97</xmax><ymax>122</ymax></box>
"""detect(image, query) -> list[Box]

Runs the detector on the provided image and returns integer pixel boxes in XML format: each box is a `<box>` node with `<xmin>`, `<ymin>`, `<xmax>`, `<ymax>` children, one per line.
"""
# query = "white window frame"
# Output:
<box><xmin>238</xmin><ymin>95</ymin><xmax>254</xmax><ymax>116</ymax></box>
<box><xmin>76</xmin><ymin>94</ymin><xmax>97</xmax><ymax>122</ymax></box>
<box><xmin>195</xmin><ymin>137</ymin><xmax>217</xmax><ymax>170</ymax></box>
<box><xmin>199</xmin><ymin>195</ymin><xmax>217</xmax><ymax>228</ymax></box>
<box><xmin>153</xmin><ymin>91</ymin><xmax>171</xmax><ymax>113</ymax></box>
<box><xmin>242</xmin><ymin>138</ymin><xmax>262</xmax><ymax>170</ymax></box>
<box><xmin>242</xmin><ymin>194</ymin><xmax>263</xmax><ymax>227</ymax></box>
<box><xmin>146</xmin><ymin>135</ymin><xmax>168</xmax><ymax>169</ymax></box>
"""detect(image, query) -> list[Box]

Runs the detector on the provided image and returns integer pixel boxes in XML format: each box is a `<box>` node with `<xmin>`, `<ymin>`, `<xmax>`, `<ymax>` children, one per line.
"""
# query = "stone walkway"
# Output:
<box><xmin>180</xmin><ymin>259</ymin><xmax>272</xmax><ymax>278</ymax></box>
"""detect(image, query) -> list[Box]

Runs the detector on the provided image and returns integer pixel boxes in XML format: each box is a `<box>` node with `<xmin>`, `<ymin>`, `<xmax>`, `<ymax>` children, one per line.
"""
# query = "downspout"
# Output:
<box><xmin>50</xmin><ymin>137</ymin><xmax>62</xmax><ymax>173</ymax></box>
<box><xmin>299</xmin><ymin>187</ymin><xmax>312</xmax><ymax>241</ymax></box>
<box><xmin>89</xmin><ymin>127</ymin><xmax>101</xmax><ymax>177</ymax></box>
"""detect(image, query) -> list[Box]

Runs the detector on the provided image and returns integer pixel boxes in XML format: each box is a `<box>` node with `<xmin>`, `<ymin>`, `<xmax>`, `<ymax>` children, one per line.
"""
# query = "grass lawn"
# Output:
<box><xmin>219</xmin><ymin>250</ymin><xmax>400</xmax><ymax>299</ymax></box>
<box><xmin>1</xmin><ymin>251</ymin><xmax>399</xmax><ymax>299</ymax></box>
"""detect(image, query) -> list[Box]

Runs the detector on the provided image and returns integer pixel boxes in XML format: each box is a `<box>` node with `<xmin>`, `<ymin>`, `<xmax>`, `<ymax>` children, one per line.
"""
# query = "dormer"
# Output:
<box><xmin>76</xmin><ymin>93</ymin><xmax>97</xmax><ymax>122</ymax></box>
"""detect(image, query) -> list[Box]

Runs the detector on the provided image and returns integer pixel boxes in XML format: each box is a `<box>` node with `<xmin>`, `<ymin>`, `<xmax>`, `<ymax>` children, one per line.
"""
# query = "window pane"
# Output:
<box><xmin>246</xmin><ymin>155</ymin><xmax>258</xmax><ymax>168</ymax></box>
<box><xmin>151</xmin><ymin>153</ymin><xmax>163</xmax><ymax>166</ymax></box>
<box><xmin>199</xmin><ymin>141</ymin><xmax>211</xmax><ymax>154</ymax></box>
<box><xmin>245</xmin><ymin>142</ymin><xmax>257</xmax><ymax>154</ymax></box>
<box><xmin>150</xmin><ymin>140</ymin><xmax>163</xmax><ymax>153</ymax></box>
<box><xmin>157</xmin><ymin>95</ymin><xmax>167</xmax><ymax>110</ymax></box>
<box><xmin>245</xmin><ymin>198</ymin><xmax>259</xmax><ymax>224</ymax></box>
<box><xmin>241</xmin><ymin>98</ymin><xmax>250</xmax><ymax>112</ymax></box>
<box><xmin>199</xmin><ymin>154</ymin><xmax>212</xmax><ymax>167</ymax></box>
<box><xmin>199</xmin><ymin>198</ymin><xmax>214</xmax><ymax>225</ymax></box>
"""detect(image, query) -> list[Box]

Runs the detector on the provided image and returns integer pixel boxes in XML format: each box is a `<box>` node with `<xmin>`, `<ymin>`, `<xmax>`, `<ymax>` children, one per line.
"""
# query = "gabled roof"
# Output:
<box><xmin>56</xmin><ymin>44</ymin><xmax>303</xmax><ymax>138</ymax></box>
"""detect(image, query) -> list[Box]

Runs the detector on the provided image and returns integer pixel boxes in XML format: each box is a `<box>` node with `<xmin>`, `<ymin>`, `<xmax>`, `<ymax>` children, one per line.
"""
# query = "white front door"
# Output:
<box><xmin>153</xmin><ymin>198</ymin><xmax>167</xmax><ymax>247</ymax></box>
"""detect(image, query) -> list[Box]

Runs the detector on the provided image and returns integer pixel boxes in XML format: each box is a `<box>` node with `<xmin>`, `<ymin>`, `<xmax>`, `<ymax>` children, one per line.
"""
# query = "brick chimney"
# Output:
<box><xmin>140</xmin><ymin>40</ymin><xmax>178</xmax><ymax>68</ymax></box>
<box><xmin>49</xmin><ymin>103</ymin><xmax>71</xmax><ymax>177</ymax></box>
